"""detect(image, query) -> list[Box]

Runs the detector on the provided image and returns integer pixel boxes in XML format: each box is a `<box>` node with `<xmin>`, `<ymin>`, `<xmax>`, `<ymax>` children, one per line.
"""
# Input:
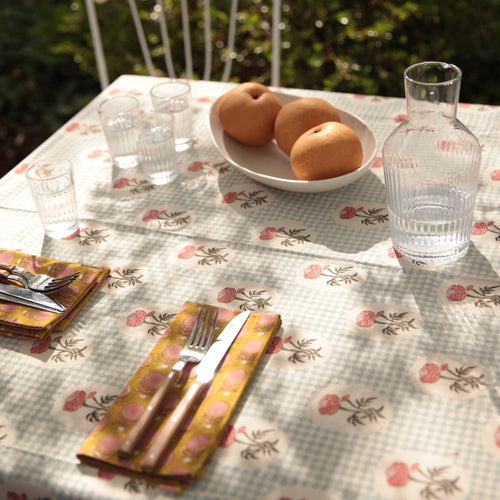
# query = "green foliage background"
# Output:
<box><xmin>1</xmin><ymin>0</ymin><xmax>499</xmax><ymax>175</ymax></box>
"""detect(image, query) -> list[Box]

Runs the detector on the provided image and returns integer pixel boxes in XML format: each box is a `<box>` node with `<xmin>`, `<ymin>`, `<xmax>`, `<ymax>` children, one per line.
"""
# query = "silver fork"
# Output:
<box><xmin>118</xmin><ymin>305</ymin><xmax>219</xmax><ymax>459</ymax></box>
<box><xmin>0</xmin><ymin>263</ymin><xmax>79</xmax><ymax>294</ymax></box>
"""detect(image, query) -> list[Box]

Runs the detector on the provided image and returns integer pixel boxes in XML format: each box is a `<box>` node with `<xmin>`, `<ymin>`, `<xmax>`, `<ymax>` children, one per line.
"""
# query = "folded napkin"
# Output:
<box><xmin>0</xmin><ymin>249</ymin><xmax>110</xmax><ymax>341</ymax></box>
<box><xmin>77</xmin><ymin>301</ymin><xmax>281</xmax><ymax>492</ymax></box>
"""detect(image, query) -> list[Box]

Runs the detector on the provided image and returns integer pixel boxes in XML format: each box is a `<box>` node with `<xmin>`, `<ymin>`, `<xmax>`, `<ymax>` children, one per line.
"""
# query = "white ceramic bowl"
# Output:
<box><xmin>208</xmin><ymin>90</ymin><xmax>378</xmax><ymax>193</ymax></box>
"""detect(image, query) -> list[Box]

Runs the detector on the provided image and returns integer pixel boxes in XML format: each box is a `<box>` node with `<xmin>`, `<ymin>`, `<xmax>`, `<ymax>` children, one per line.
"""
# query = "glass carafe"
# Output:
<box><xmin>382</xmin><ymin>62</ymin><xmax>481</xmax><ymax>263</ymax></box>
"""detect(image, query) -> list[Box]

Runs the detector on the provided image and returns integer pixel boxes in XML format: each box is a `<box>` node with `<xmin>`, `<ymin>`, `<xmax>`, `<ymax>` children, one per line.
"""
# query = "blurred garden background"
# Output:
<box><xmin>1</xmin><ymin>0</ymin><xmax>499</xmax><ymax>177</ymax></box>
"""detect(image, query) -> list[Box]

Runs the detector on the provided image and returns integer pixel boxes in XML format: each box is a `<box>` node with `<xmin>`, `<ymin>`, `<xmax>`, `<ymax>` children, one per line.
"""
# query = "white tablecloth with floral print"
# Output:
<box><xmin>0</xmin><ymin>75</ymin><xmax>499</xmax><ymax>500</ymax></box>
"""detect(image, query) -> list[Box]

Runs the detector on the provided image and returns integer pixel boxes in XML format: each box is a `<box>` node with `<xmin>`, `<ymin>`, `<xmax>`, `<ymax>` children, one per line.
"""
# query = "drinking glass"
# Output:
<box><xmin>150</xmin><ymin>81</ymin><xmax>193</xmax><ymax>151</ymax></box>
<box><xmin>26</xmin><ymin>158</ymin><xmax>79</xmax><ymax>239</ymax></box>
<box><xmin>135</xmin><ymin>111</ymin><xmax>178</xmax><ymax>185</ymax></box>
<box><xmin>98</xmin><ymin>95</ymin><xmax>140</xmax><ymax>168</ymax></box>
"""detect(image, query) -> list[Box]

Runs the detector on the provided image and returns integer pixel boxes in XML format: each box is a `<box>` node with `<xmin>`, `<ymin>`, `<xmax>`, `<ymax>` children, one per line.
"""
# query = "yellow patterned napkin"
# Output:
<box><xmin>0</xmin><ymin>249</ymin><xmax>110</xmax><ymax>340</ymax></box>
<box><xmin>77</xmin><ymin>301</ymin><xmax>281</xmax><ymax>493</ymax></box>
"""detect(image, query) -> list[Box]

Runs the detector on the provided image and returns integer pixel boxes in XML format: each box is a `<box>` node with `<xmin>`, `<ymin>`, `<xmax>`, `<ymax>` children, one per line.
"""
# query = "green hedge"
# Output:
<box><xmin>2</xmin><ymin>0</ymin><xmax>499</xmax><ymax>173</ymax></box>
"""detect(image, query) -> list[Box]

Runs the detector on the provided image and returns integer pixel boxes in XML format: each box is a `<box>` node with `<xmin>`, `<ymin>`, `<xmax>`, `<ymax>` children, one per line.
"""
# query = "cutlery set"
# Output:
<box><xmin>120</xmin><ymin>307</ymin><xmax>250</xmax><ymax>472</ymax></box>
<box><xmin>0</xmin><ymin>263</ymin><xmax>79</xmax><ymax>313</ymax></box>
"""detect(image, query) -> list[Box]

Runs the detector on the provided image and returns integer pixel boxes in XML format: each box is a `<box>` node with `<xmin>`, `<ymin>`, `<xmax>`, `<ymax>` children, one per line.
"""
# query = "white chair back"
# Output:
<box><xmin>85</xmin><ymin>0</ymin><xmax>281</xmax><ymax>89</ymax></box>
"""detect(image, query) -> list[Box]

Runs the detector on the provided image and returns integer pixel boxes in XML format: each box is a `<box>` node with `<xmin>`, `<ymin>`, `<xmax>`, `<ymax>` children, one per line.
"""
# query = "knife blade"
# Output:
<box><xmin>0</xmin><ymin>282</ymin><xmax>66</xmax><ymax>314</ymax></box>
<box><xmin>141</xmin><ymin>310</ymin><xmax>250</xmax><ymax>472</ymax></box>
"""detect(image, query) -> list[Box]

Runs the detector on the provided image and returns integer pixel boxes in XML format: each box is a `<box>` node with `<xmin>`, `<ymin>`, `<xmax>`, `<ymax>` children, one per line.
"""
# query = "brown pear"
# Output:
<box><xmin>290</xmin><ymin>121</ymin><xmax>363</xmax><ymax>181</ymax></box>
<box><xmin>274</xmin><ymin>97</ymin><xmax>341</xmax><ymax>155</ymax></box>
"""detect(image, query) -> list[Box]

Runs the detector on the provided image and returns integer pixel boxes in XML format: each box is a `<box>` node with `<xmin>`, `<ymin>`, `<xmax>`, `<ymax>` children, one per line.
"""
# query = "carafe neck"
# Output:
<box><xmin>405</xmin><ymin>62</ymin><xmax>461</xmax><ymax>121</ymax></box>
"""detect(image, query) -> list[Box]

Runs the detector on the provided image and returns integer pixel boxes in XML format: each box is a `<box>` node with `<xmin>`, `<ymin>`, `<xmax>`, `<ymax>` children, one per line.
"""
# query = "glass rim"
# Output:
<box><xmin>150</xmin><ymin>80</ymin><xmax>191</xmax><ymax>98</ymax></box>
<box><xmin>25</xmin><ymin>158</ymin><xmax>73</xmax><ymax>181</ymax></box>
<box><xmin>138</xmin><ymin>124</ymin><xmax>175</xmax><ymax>140</ymax></box>
<box><xmin>404</xmin><ymin>61</ymin><xmax>462</xmax><ymax>87</ymax></box>
<box><xmin>133</xmin><ymin>109</ymin><xmax>175</xmax><ymax>126</ymax></box>
<box><xmin>97</xmin><ymin>94</ymin><xmax>140</xmax><ymax>114</ymax></box>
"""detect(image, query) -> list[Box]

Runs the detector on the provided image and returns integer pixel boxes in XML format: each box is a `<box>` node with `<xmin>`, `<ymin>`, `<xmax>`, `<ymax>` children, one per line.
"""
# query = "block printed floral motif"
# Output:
<box><xmin>125</xmin><ymin>307</ymin><xmax>175</xmax><ymax>337</ymax></box>
<box><xmin>63</xmin><ymin>389</ymin><xmax>118</xmax><ymax>423</ymax></box>
<box><xmin>222</xmin><ymin>190</ymin><xmax>268</xmax><ymax>208</ymax></box>
<box><xmin>215</xmin><ymin>416</ymin><xmax>288</xmax><ymax>469</ymax></box>
<box><xmin>26</xmin><ymin>333</ymin><xmax>88</xmax><ymax>363</ymax></box>
<box><xmin>266</xmin><ymin>334</ymin><xmax>323</xmax><ymax>364</ymax></box>
<box><xmin>215</xmin><ymin>284</ymin><xmax>274</xmax><ymax>311</ymax></box>
<box><xmin>309</xmin><ymin>384</ymin><xmax>393</xmax><ymax>433</ymax></box>
<box><xmin>177</xmin><ymin>242</ymin><xmax>231</xmax><ymax>267</ymax></box>
<box><xmin>300</xmin><ymin>260</ymin><xmax>365</xmax><ymax>290</ymax></box>
<box><xmin>472</xmin><ymin>220</ymin><xmax>500</xmax><ymax>242</ymax></box>
<box><xmin>141</xmin><ymin>206</ymin><xmax>192</xmax><ymax>231</ymax></box>
<box><xmin>439</xmin><ymin>279</ymin><xmax>500</xmax><ymax>309</ymax></box>
<box><xmin>221</xmin><ymin>184</ymin><xmax>274</xmax><ymax>212</ymax></box>
<box><xmin>65</xmin><ymin>122</ymin><xmax>102</xmax><ymax>135</ymax></box>
<box><xmin>337</xmin><ymin>203</ymin><xmax>389</xmax><ymax>226</ymax></box>
<box><xmin>375</xmin><ymin>452</ymin><xmax>469</xmax><ymax>500</ymax></box>
<box><xmin>220</xmin><ymin>425</ymin><xmax>279</xmax><ymax>460</ymax></box>
<box><xmin>53</xmin><ymin>384</ymin><xmax>121</xmax><ymax>431</ymax></box>
<box><xmin>113</xmin><ymin>177</ymin><xmax>155</xmax><ymax>195</ymax></box>
<box><xmin>74</xmin><ymin>227</ymin><xmax>110</xmax><ymax>246</ymax></box>
<box><xmin>106</xmin><ymin>266</ymin><xmax>144</xmax><ymax>290</ymax></box>
<box><xmin>354</xmin><ymin>303</ymin><xmax>423</xmax><ymax>339</ymax></box>
<box><xmin>386</xmin><ymin>462</ymin><xmax>462</xmax><ymax>497</ymax></box>
<box><xmin>187</xmin><ymin>159</ymin><xmax>231</xmax><ymax>177</ymax></box>
<box><xmin>258</xmin><ymin>224</ymin><xmax>313</xmax><ymax>247</ymax></box>
<box><xmin>410</xmin><ymin>356</ymin><xmax>493</xmax><ymax>399</ymax></box>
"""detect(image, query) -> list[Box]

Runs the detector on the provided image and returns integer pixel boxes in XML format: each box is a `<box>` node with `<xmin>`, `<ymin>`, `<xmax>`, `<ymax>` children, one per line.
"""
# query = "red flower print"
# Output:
<box><xmin>126</xmin><ymin>310</ymin><xmax>154</xmax><ymax>327</ymax></box>
<box><xmin>388</xmin><ymin>246</ymin><xmax>403</xmax><ymax>258</ymax></box>
<box><xmin>303</xmin><ymin>264</ymin><xmax>322</xmax><ymax>280</ymax></box>
<box><xmin>88</xmin><ymin>149</ymin><xmax>106</xmax><ymax>159</ymax></box>
<box><xmin>30</xmin><ymin>336</ymin><xmax>53</xmax><ymax>354</ymax></box>
<box><xmin>178</xmin><ymin>245</ymin><xmax>197</xmax><ymax>259</ymax></box>
<box><xmin>267</xmin><ymin>336</ymin><xmax>283</xmax><ymax>354</ymax></box>
<box><xmin>259</xmin><ymin>227</ymin><xmax>284</xmax><ymax>240</ymax></box>
<box><xmin>340</xmin><ymin>206</ymin><xmax>357</xmax><ymax>219</ymax></box>
<box><xmin>142</xmin><ymin>209</ymin><xmax>160</xmax><ymax>222</ymax></box>
<box><xmin>490</xmin><ymin>169</ymin><xmax>500</xmax><ymax>181</ymax></box>
<box><xmin>471</xmin><ymin>222</ymin><xmax>489</xmax><ymax>235</ymax></box>
<box><xmin>419</xmin><ymin>363</ymin><xmax>441</xmax><ymax>383</ymax></box>
<box><xmin>356</xmin><ymin>310</ymin><xmax>376</xmax><ymax>327</ymax></box>
<box><xmin>372</xmin><ymin>156</ymin><xmax>383</xmax><ymax>168</ymax></box>
<box><xmin>14</xmin><ymin>163</ymin><xmax>29</xmax><ymax>174</ymax></box>
<box><xmin>446</xmin><ymin>284</ymin><xmax>469</xmax><ymax>302</ymax></box>
<box><xmin>267</xmin><ymin>336</ymin><xmax>292</xmax><ymax>354</ymax></box>
<box><xmin>188</xmin><ymin>161</ymin><xmax>208</xmax><ymax>172</ymax></box>
<box><xmin>394</xmin><ymin>113</ymin><xmax>407</xmax><ymax>123</ymax></box>
<box><xmin>217</xmin><ymin>287</ymin><xmax>240</xmax><ymax>303</ymax></box>
<box><xmin>222</xmin><ymin>191</ymin><xmax>239</xmax><ymax>204</ymax></box>
<box><xmin>63</xmin><ymin>390</ymin><xmax>88</xmax><ymax>411</ymax></box>
<box><xmin>386</xmin><ymin>462</ymin><xmax>410</xmax><ymax>487</ymax></box>
<box><xmin>495</xmin><ymin>425</ymin><xmax>500</xmax><ymax>448</ymax></box>
<box><xmin>113</xmin><ymin>178</ymin><xmax>132</xmax><ymax>189</ymax></box>
<box><xmin>219</xmin><ymin>424</ymin><xmax>246</xmax><ymax>448</ymax></box>
<box><xmin>318</xmin><ymin>394</ymin><xmax>340</xmax><ymax>415</ymax></box>
<box><xmin>65</xmin><ymin>122</ymin><xmax>80</xmax><ymax>132</ymax></box>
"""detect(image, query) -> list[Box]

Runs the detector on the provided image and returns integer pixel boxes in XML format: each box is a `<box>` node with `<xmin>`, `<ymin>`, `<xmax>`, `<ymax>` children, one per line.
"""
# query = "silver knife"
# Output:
<box><xmin>141</xmin><ymin>310</ymin><xmax>250</xmax><ymax>472</ymax></box>
<box><xmin>0</xmin><ymin>282</ymin><xmax>66</xmax><ymax>314</ymax></box>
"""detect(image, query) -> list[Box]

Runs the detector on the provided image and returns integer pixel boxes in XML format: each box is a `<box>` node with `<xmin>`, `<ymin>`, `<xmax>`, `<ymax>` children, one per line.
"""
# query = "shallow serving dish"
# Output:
<box><xmin>208</xmin><ymin>90</ymin><xmax>378</xmax><ymax>193</ymax></box>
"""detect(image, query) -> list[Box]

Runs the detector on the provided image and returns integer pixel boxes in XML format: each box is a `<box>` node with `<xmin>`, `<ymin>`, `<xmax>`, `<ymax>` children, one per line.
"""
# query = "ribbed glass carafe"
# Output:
<box><xmin>382</xmin><ymin>62</ymin><xmax>481</xmax><ymax>263</ymax></box>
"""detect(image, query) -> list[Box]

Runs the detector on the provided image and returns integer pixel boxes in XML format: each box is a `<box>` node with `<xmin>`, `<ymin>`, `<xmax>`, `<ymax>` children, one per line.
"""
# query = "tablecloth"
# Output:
<box><xmin>0</xmin><ymin>76</ymin><xmax>499</xmax><ymax>500</ymax></box>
